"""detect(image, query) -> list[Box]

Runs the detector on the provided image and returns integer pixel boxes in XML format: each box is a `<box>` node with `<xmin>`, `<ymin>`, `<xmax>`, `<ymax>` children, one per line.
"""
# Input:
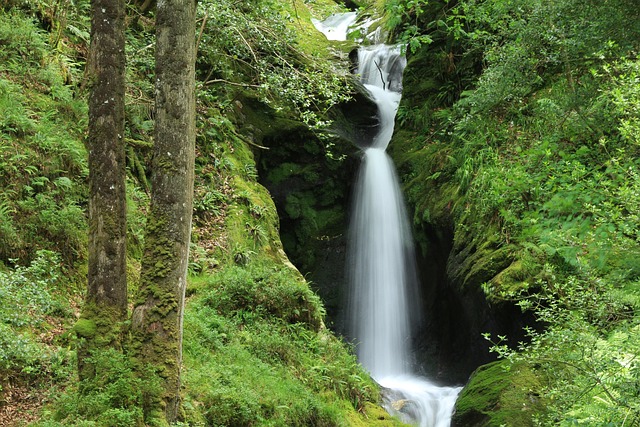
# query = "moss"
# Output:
<box><xmin>74</xmin><ymin>318</ymin><xmax>97</xmax><ymax>338</ymax></box>
<box><xmin>488</xmin><ymin>259</ymin><xmax>534</xmax><ymax>301</ymax></box>
<box><xmin>288</xmin><ymin>0</ymin><xmax>356</xmax><ymax>55</ymax></box>
<box><xmin>461</xmin><ymin>244</ymin><xmax>516</xmax><ymax>292</ymax></box>
<box><xmin>453</xmin><ymin>360</ymin><xmax>546</xmax><ymax>427</ymax></box>
<box><xmin>345</xmin><ymin>402</ymin><xmax>409</xmax><ymax>426</ymax></box>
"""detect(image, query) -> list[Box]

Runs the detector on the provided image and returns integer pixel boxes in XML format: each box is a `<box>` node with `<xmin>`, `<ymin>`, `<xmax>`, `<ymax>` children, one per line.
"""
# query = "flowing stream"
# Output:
<box><xmin>314</xmin><ymin>14</ymin><xmax>461</xmax><ymax>427</ymax></box>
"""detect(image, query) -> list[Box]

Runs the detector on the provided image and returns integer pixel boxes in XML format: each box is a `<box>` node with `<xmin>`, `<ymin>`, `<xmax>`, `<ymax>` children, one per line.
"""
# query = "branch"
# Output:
<box><xmin>374</xmin><ymin>60</ymin><xmax>386</xmax><ymax>90</ymax></box>
<box><xmin>203</xmin><ymin>79</ymin><xmax>262</xmax><ymax>89</ymax></box>
<box><xmin>232</xmin><ymin>26</ymin><xmax>258</xmax><ymax>64</ymax></box>
<box><xmin>246</xmin><ymin>139</ymin><xmax>270</xmax><ymax>150</ymax></box>
<box><xmin>196</xmin><ymin>12</ymin><xmax>209</xmax><ymax>55</ymax></box>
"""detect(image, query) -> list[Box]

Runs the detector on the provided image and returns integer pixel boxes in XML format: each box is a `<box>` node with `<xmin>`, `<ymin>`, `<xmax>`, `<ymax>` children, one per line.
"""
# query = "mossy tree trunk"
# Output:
<box><xmin>131</xmin><ymin>0</ymin><xmax>196</xmax><ymax>423</ymax></box>
<box><xmin>77</xmin><ymin>0</ymin><xmax>127</xmax><ymax>381</ymax></box>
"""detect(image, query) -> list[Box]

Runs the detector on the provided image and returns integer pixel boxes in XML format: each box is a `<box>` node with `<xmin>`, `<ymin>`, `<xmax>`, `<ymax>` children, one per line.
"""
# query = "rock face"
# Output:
<box><xmin>252</xmin><ymin>105</ymin><xmax>353</xmax><ymax>336</ymax></box>
<box><xmin>330</xmin><ymin>81</ymin><xmax>381</xmax><ymax>149</ymax></box>
<box><xmin>255</xmin><ymin>46</ymin><xmax>532</xmax><ymax>387</ymax></box>
<box><xmin>254</xmin><ymin>78</ymin><xmax>383</xmax><ymax>335</ymax></box>
<box><xmin>385</xmin><ymin>27</ymin><xmax>540</xmax><ymax>424</ymax></box>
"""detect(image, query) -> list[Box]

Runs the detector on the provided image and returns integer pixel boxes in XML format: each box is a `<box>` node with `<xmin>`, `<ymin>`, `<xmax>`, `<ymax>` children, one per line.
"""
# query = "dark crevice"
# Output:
<box><xmin>256</xmin><ymin>101</ymin><xmax>532</xmax><ymax>390</ymax></box>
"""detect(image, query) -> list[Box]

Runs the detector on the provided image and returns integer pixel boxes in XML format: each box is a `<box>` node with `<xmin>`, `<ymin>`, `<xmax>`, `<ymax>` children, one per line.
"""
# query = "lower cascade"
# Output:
<box><xmin>315</xmin><ymin>16</ymin><xmax>462</xmax><ymax>427</ymax></box>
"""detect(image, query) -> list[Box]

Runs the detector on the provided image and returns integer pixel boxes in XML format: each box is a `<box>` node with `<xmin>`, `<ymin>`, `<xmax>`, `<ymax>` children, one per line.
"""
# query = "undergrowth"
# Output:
<box><xmin>390</xmin><ymin>0</ymin><xmax>640</xmax><ymax>423</ymax></box>
<box><xmin>0</xmin><ymin>11</ymin><xmax>88</xmax><ymax>265</ymax></box>
<box><xmin>183</xmin><ymin>262</ymin><xmax>380</xmax><ymax>426</ymax></box>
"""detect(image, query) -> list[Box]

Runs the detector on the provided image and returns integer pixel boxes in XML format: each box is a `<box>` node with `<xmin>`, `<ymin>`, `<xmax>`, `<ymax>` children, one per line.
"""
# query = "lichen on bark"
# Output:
<box><xmin>130</xmin><ymin>0</ymin><xmax>196</xmax><ymax>422</ymax></box>
<box><xmin>78</xmin><ymin>0</ymin><xmax>127</xmax><ymax>383</ymax></box>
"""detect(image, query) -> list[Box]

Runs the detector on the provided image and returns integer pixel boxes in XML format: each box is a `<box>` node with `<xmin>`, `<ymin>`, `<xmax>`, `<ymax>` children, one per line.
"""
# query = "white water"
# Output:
<box><xmin>347</xmin><ymin>41</ymin><xmax>462</xmax><ymax>427</ymax></box>
<box><xmin>312</xmin><ymin>12</ymin><xmax>358</xmax><ymax>41</ymax></box>
<box><xmin>313</xmin><ymin>11</ymin><xmax>384</xmax><ymax>44</ymax></box>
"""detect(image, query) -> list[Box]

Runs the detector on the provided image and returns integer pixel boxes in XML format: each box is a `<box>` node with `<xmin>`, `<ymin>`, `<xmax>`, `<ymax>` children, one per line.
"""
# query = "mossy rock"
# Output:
<box><xmin>329</xmin><ymin>80</ymin><xmax>380</xmax><ymax>148</ymax></box>
<box><xmin>486</xmin><ymin>257</ymin><xmax>540</xmax><ymax>302</ymax></box>
<box><xmin>346</xmin><ymin>402</ymin><xmax>410</xmax><ymax>426</ymax></box>
<box><xmin>452</xmin><ymin>360</ymin><xmax>546</xmax><ymax>427</ymax></box>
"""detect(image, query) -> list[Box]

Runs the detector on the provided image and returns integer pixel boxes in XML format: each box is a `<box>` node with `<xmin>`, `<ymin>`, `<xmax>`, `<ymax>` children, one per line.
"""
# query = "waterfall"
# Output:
<box><xmin>311</xmin><ymin>12</ymin><xmax>357</xmax><ymax>41</ymax></box>
<box><xmin>347</xmin><ymin>45</ymin><xmax>415</xmax><ymax>379</ymax></box>
<box><xmin>314</xmin><ymin>14</ymin><xmax>462</xmax><ymax>427</ymax></box>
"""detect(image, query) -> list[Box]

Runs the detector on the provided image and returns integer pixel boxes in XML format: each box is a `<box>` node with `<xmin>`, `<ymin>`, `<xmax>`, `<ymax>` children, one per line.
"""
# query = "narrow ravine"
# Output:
<box><xmin>314</xmin><ymin>13</ymin><xmax>462</xmax><ymax>427</ymax></box>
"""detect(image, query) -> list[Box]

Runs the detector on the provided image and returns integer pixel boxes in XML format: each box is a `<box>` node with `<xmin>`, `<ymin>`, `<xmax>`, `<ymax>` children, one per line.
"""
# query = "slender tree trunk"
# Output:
<box><xmin>77</xmin><ymin>0</ymin><xmax>127</xmax><ymax>380</ymax></box>
<box><xmin>131</xmin><ymin>0</ymin><xmax>196</xmax><ymax>422</ymax></box>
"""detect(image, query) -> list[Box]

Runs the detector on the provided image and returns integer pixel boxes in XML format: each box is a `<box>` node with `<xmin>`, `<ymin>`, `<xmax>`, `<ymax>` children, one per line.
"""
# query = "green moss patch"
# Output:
<box><xmin>182</xmin><ymin>263</ymin><xmax>388</xmax><ymax>426</ymax></box>
<box><xmin>453</xmin><ymin>360</ymin><xmax>546</xmax><ymax>426</ymax></box>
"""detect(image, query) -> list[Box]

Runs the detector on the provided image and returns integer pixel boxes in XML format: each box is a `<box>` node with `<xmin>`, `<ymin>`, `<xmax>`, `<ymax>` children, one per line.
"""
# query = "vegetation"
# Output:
<box><xmin>387</xmin><ymin>0</ymin><xmax>640</xmax><ymax>424</ymax></box>
<box><xmin>0</xmin><ymin>0</ymin><xmax>404</xmax><ymax>425</ymax></box>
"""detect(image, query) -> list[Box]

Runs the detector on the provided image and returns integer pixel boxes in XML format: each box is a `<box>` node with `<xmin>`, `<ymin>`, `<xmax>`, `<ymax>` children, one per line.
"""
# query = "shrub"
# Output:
<box><xmin>37</xmin><ymin>349</ymin><xmax>152</xmax><ymax>427</ymax></box>
<box><xmin>0</xmin><ymin>250</ymin><xmax>69</xmax><ymax>380</ymax></box>
<box><xmin>201</xmin><ymin>263</ymin><xmax>325</xmax><ymax>330</ymax></box>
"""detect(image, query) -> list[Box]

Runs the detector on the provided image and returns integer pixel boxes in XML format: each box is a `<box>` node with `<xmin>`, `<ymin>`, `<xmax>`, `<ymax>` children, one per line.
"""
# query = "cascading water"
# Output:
<box><xmin>347</xmin><ymin>45</ymin><xmax>415</xmax><ymax>379</ymax></box>
<box><xmin>314</xmin><ymin>14</ymin><xmax>462</xmax><ymax>427</ymax></box>
<box><xmin>311</xmin><ymin>12</ymin><xmax>357</xmax><ymax>41</ymax></box>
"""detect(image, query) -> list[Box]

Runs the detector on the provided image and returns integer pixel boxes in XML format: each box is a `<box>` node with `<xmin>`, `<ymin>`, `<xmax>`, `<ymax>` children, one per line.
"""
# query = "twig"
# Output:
<box><xmin>204</xmin><ymin>79</ymin><xmax>262</xmax><ymax>89</ymax></box>
<box><xmin>246</xmin><ymin>139</ymin><xmax>270</xmax><ymax>150</ymax></box>
<box><xmin>232</xmin><ymin>26</ymin><xmax>258</xmax><ymax>64</ymax></box>
<box><xmin>196</xmin><ymin>12</ymin><xmax>209</xmax><ymax>55</ymax></box>
<box><xmin>374</xmin><ymin>60</ymin><xmax>386</xmax><ymax>90</ymax></box>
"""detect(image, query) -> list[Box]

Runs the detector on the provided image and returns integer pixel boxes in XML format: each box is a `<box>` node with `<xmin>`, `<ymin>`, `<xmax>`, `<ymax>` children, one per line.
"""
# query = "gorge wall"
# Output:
<box><xmin>256</xmin><ymin>39</ymin><xmax>531</xmax><ymax>388</ymax></box>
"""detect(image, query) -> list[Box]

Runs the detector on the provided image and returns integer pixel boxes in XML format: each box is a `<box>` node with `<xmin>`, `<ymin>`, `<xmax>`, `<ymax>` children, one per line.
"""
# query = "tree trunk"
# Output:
<box><xmin>77</xmin><ymin>0</ymin><xmax>127</xmax><ymax>380</ymax></box>
<box><xmin>131</xmin><ymin>0</ymin><xmax>196</xmax><ymax>422</ymax></box>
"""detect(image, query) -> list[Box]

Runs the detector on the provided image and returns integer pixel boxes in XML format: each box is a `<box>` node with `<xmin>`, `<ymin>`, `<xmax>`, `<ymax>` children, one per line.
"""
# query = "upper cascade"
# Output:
<box><xmin>312</xmin><ymin>12</ymin><xmax>357</xmax><ymax>41</ymax></box>
<box><xmin>356</xmin><ymin>45</ymin><xmax>406</xmax><ymax>150</ymax></box>
<box><xmin>357</xmin><ymin>45</ymin><xmax>406</xmax><ymax>93</ymax></box>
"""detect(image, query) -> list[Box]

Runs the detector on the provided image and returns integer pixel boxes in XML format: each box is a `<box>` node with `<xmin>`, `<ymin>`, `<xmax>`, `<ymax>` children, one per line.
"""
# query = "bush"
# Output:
<box><xmin>37</xmin><ymin>349</ymin><xmax>151</xmax><ymax>427</ymax></box>
<box><xmin>0</xmin><ymin>250</ymin><xmax>69</xmax><ymax>379</ymax></box>
<box><xmin>201</xmin><ymin>263</ymin><xmax>325</xmax><ymax>330</ymax></box>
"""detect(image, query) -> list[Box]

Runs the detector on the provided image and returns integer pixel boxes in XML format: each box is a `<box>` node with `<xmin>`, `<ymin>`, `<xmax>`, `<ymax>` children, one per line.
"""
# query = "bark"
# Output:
<box><xmin>77</xmin><ymin>0</ymin><xmax>127</xmax><ymax>380</ymax></box>
<box><xmin>131</xmin><ymin>0</ymin><xmax>196</xmax><ymax>422</ymax></box>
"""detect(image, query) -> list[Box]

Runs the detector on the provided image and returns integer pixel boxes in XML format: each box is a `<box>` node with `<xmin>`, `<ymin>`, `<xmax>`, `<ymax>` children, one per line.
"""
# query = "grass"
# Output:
<box><xmin>182</xmin><ymin>260</ymin><xmax>388</xmax><ymax>426</ymax></box>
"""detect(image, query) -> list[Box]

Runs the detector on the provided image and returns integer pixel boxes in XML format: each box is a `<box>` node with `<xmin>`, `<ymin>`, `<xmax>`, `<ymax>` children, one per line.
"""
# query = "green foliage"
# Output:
<box><xmin>384</xmin><ymin>0</ymin><xmax>433</xmax><ymax>53</ymax></box>
<box><xmin>485</xmin><ymin>268</ymin><xmax>640</xmax><ymax>426</ymax></box>
<box><xmin>200</xmin><ymin>262</ymin><xmax>324</xmax><ymax>330</ymax></box>
<box><xmin>0</xmin><ymin>250</ymin><xmax>72</xmax><ymax>383</ymax></box>
<box><xmin>392</xmin><ymin>0</ymin><xmax>640</xmax><ymax>424</ymax></box>
<box><xmin>1</xmin><ymin>0</ymin><xmax>91</xmax><ymax>84</ymax></box>
<box><xmin>0</xmin><ymin>12</ymin><xmax>88</xmax><ymax>265</ymax></box>
<box><xmin>196</xmin><ymin>0</ymin><xmax>352</xmax><ymax>129</ymax></box>
<box><xmin>37</xmin><ymin>349</ymin><xmax>154</xmax><ymax>427</ymax></box>
<box><xmin>0</xmin><ymin>2</ymin><xmax>387</xmax><ymax>426</ymax></box>
<box><xmin>183</xmin><ymin>263</ymin><xmax>381</xmax><ymax>426</ymax></box>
